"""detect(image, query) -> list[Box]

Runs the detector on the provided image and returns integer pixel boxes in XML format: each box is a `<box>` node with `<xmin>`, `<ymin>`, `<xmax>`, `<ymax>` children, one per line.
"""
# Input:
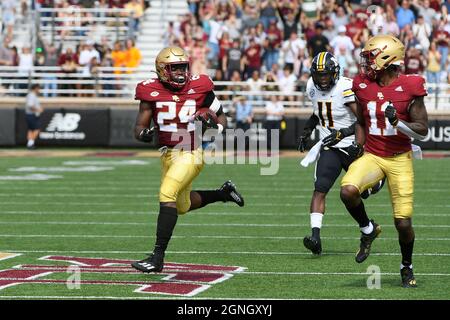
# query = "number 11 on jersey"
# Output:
<box><xmin>367</xmin><ymin>101</ymin><xmax>397</xmax><ymax>136</ymax></box>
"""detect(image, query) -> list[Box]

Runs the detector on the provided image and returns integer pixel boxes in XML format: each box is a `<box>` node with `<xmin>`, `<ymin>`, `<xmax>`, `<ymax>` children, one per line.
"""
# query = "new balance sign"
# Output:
<box><xmin>16</xmin><ymin>109</ymin><xmax>109</xmax><ymax>146</ymax></box>
<box><xmin>41</xmin><ymin>113</ymin><xmax>85</xmax><ymax>140</ymax></box>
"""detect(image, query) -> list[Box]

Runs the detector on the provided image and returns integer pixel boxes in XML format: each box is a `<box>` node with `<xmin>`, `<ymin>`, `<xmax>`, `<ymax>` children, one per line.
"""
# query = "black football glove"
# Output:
<box><xmin>138</xmin><ymin>126</ymin><xmax>156</xmax><ymax>142</ymax></box>
<box><xmin>195</xmin><ymin>113</ymin><xmax>218</xmax><ymax>132</ymax></box>
<box><xmin>298</xmin><ymin>129</ymin><xmax>312</xmax><ymax>152</ymax></box>
<box><xmin>348</xmin><ymin>141</ymin><xmax>364</xmax><ymax>159</ymax></box>
<box><xmin>322</xmin><ymin>127</ymin><xmax>344</xmax><ymax>147</ymax></box>
<box><xmin>384</xmin><ymin>101</ymin><xmax>399</xmax><ymax>126</ymax></box>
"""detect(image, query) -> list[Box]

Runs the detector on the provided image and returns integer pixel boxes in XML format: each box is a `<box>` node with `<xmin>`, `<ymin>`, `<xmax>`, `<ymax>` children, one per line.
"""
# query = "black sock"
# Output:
<box><xmin>154</xmin><ymin>206</ymin><xmax>178</xmax><ymax>254</ymax></box>
<box><xmin>345</xmin><ymin>201</ymin><xmax>370</xmax><ymax>228</ymax></box>
<box><xmin>195</xmin><ymin>190</ymin><xmax>226</xmax><ymax>208</ymax></box>
<box><xmin>312</xmin><ymin>227</ymin><xmax>320</xmax><ymax>239</ymax></box>
<box><xmin>400</xmin><ymin>238</ymin><xmax>414</xmax><ymax>267</ymax></box>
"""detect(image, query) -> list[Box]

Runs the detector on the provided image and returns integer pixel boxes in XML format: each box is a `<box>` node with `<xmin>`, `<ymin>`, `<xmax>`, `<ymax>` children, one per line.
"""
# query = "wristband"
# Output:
<box><xmin>217</xmin><ymin>123</ymin><xmax>224</xmax><ymax>134</ymax></box>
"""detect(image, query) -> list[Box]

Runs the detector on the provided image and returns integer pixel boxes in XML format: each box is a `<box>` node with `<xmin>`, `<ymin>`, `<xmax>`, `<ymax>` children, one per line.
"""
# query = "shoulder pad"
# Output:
<box><xmin>135</xmin><ymin>78</ymin><xmax>165</xmax><ymax>101</ymax></box>
<box><xmin>188</xmin><ymin>74</ymin><xmax>214</xmax><ymax>93</ymax></box>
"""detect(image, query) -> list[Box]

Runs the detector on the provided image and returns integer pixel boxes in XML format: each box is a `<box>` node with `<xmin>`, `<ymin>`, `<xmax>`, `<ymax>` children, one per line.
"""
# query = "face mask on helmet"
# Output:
<box><xmin>359</xmin><ymin>49</ymin><xmax>382</xmax><ymax>80</ymax></box>
<box><xmin>164</xmin><ymin>62</ymin><xmax>190</xmax><ymax>89</ymax></box>
<box><xmin>312</xmin><ymin>70</ymin><xmax>334</xmax><ymax>91</ymax></box>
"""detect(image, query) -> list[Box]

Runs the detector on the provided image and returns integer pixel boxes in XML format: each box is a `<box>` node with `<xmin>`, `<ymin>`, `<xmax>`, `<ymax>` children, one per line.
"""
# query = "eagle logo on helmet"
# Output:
<box><xmin>155</xmin><ymin>46</ymin><xmax>191</xmax><ymax>90</ymax></box>
<box><xmin>310</xmin><ymin>52</ymin><xmax>340</xmax><ymax>91</ymax></box>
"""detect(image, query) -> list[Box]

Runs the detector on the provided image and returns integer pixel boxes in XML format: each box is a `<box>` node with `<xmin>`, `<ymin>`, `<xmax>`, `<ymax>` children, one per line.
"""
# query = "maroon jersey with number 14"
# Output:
<box><xmin>352</xmin><ymin>74</ymin><xmax>427</xmax><ymax>157</ymax></box>
<box><xmin>135</xmin><ymin>74</ymin><xmax>214</xmax><ymax>148</ymax></box>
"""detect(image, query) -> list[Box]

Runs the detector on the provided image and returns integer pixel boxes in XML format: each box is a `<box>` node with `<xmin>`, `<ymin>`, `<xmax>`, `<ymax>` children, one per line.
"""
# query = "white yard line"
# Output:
<box><xmin>0</xmin><ymin>234</ymin><xmax>449</xmax><ymax>241</ymax></box>
<box><xmin>1</xmin><ymin>249</ymin><xmax>449</xmax><ymax>256</ymax></box>
<box><xmin>0</xmin><ymin>221</ymin><xmax>449</xmax><ymax>228</ymax></box>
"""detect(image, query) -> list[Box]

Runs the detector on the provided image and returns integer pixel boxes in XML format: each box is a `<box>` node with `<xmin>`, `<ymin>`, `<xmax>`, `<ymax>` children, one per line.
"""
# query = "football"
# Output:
<box><xmin>193</xmin><ymin>108</ymin><xmax>218</xmax><ymax>124</ymax></box>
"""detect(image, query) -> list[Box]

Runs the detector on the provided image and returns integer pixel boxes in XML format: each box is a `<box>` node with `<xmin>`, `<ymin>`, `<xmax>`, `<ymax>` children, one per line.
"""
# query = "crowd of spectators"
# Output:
<box><xmin>165</xmin><ymin>0</ymin><xmax>450</xmax><ymax>98</ymax></box>
<box><xmin>0</xmin><ymin>0</ymin><xmax>144</xmax><ymax>96</ymax></box>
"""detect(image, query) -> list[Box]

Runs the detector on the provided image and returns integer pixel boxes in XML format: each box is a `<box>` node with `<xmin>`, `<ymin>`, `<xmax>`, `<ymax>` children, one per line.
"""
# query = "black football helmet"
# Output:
<box><xmin>310</xmin><ymin>52</ymin><xmax>340</xmax><ymax>91</ymax></box>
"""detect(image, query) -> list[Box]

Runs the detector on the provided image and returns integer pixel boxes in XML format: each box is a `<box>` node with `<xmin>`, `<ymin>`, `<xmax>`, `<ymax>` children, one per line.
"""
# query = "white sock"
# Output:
<box><xmin>360</xmin><ymin>221</ymin><xmax>374</xmax><ymax>234</ymax></box>
<box><xmin>310</xmin><ymin>212</ymin><xmax>323</xmax><ymax>229</ymax></box>
<box><xmin>27</xmin><ymin>140</ymin><xmax>34</xmax><ymax>147</ymax></box>
<box><xmin>400</xmin><ymin>263</ymin><xmax>413</xmax><ymax>270</ymax></box>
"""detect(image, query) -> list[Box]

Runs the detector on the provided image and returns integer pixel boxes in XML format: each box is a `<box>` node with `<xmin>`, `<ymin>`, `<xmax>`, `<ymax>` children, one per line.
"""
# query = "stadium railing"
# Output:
<box><xmin>37</xmin><ymin>7</ymin><xmax>136</xmax><ymax>43</ymax></box>
<box><xmin>0</xmin><ymin>66</ymin><xmax>449</xmax><ymax>110</ymax></box>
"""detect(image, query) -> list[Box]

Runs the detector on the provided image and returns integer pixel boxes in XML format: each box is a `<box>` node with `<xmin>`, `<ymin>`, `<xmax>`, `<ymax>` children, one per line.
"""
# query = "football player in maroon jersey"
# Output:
<box><xmin>339</xmin><ymin>35</ymin><xmax>429</xmax><ymax>287</ymax></box>
<box><xmin>131</xmin><ymin>46</ymin><xmax>244</xmax><ymax>273</ymax></box>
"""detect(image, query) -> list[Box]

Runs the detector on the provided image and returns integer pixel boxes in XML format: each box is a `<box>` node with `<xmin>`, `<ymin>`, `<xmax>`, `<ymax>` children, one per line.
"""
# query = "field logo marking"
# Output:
<box><xmin>0</xmin><ymin>255</ymin><xmax>245</xmax><ymax>297</ymax></box>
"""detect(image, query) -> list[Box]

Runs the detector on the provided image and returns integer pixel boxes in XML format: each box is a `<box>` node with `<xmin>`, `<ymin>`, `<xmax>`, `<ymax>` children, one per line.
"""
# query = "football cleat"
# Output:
<box><xmin>361</xmin><ymin>178</ymin><xmax>386</xmax><ymax>199</ymax></box>
<box><xmin>355</xmin><ymin>220</ymin><xmax>381</xmax><ymax>263</ymax></box>
<box><xmin>303</xmin><ymin>236</ymin><xmax>322</xmax><ymax>255</ymax></box>
<box><xmin>219</xmin><ymin>180</ymin><xmax>244</xmax><ymax>207</ymax></box>
<box><xmin>131</xmin><ymin>252</ymin><xmax>164</xmax><ymax>273</ymax></box>
<box><xmin>401</xmin><ymin>267</ymin><xmax>417</xmax><ymax>288</ymax></box>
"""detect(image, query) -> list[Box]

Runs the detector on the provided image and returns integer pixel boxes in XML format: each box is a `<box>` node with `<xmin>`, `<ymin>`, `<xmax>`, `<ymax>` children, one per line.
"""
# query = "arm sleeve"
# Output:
<box><xmin>303</xmin><ymin>114</ymin><xmax>319</xmax><ymax>134</ymax></box>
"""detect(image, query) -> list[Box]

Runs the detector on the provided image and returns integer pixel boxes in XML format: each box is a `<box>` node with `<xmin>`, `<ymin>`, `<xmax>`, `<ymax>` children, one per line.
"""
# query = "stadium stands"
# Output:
<box><xmin>0</xmin><ymin>0</ymin><xmax>450</xmax><ymax>110</ymax></box>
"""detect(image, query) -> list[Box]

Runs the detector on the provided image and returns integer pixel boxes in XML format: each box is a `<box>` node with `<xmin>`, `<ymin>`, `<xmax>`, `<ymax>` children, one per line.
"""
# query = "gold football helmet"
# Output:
<box><xmin>360</xmin><ymin>35</ymin><xmax>405</xmax><ymax>80</ymax></box>
<box><xmin>155</xmin><ymin>46</ymin><xmax>190</xmax><ymax>89</ymax></box>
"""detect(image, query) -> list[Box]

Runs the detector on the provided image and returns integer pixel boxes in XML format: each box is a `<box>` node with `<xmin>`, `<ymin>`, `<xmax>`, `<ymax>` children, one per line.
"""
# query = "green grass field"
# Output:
<box><xmin>0</xmin><ymin>153</ymin><xmax>449</xmax><ymax>300</ymax></box>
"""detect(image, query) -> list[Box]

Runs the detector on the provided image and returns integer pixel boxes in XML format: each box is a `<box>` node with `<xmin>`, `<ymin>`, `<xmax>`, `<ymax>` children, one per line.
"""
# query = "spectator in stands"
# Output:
<box><xmin>307</xmin><ymin>22</ymin><xmax>330</xmax><ymax>58</ymax></box>
<box><xmin>368</xmin><ymin>5</ymin><xmax>386</xmax><ymax>36</ymax></box>
<box><xmin>383</xmin><ymin>8</ymin><xmax>401</xmax><ymax>37</ymax></box>
<box><xmin>218</xmin><ymin>31</ymin><xmax>233</xmax><ymax>63</ymax></box>
<box><xmin>42</xmin><ymin>39</ymin><xmax>62</xmax><ymax>98</ymax></box>
<box><xmin>59</xmin><ymin>51</ymin><xmax>79</xmax><ymax>97</ymax></box>
<box><xmin>222</xmin><ymin>39</ymin><xmax>243</xmax><ymax>80</ymax></box>
<box><xmin>124</xmin><ymin>39</ymin><xmax>141</xmax><ymax>73</ymax></box>
<box><xmin>330</xmin><ymin>25</ymin><xmax>354</xmax><ymax>57</ymax></box>
<box><xmin>241</xmin><ymin>0</ymin><xmax>260</xmax><ymax>31</ymax></box>
<box><xmin>25</xmin><ymin>84</ymin><xmax>43</xmax><ymax>150</ymax></box>
<box><xmin>397</xmin><ymin>0</ymin><xmax>416</xmax><ymax>31</ymax></box>
<box><xmin>0</xmin><ymin>36</ymin><xmax>14</xmax><ymax>66</ymax></box>
<box><xmin>278</xmin><ymin>65</ymin><xmax>297</xmax><ymax>103</ymax></box>
<box><xmin>246</xmin><ymin>70</ymin><xmax>264</xmax><ymax>102</ymax></box>
<box><xmin>17</xmin><ymin>46</ymin><xmax>34</xmax><ymax>95</ymax></box>
<box><xmin>79</xmin><ymin>40</ymin><xmax>100</xmax><ymax>96</ymax></box>
<box><xmin>112</xmin><ymin>40</ymin><xmax>126</xmax><ymax>74</ymax></box>
<box><xmin>295</xmin><ymin>48</ymin><xmax>311</xmax><ymax>82</ymax></box>
<box><xmin>100</xmin><ymin>47</ymin><xmax>115</xmax><ymax>97</ymax></box>
<box><xmin>190</xmin><ymin>38</ymin><xmax>209</xmax><ymax>75</ymax></box>
<box><xmin>417</xmin><ymin>0</ymin><xmax>436</xmax><ymax>25</ymax></box>
<box><xmin>426</xmin><ymin>41</ymin><xmax>441</xmax><ymax>93</ymax></box>
<box><xmin>263</xmin><ymin>20</ymin><xmax>282</xmax><ymax>72</ymax></box>
<box><xmin>282</xmin><ymin>31</ymin><xmax>306</xmax><ymax>73</ymax></box>
<box><xmin>234</xmin><ymin>95</ymin><xmax>253</xmax><ymax>132</ymax></box>
<box><xmin>223</xmin><ymin>13</ymin><xmax>242</xmax><ymax>40</ymax></box>
<box><xmin>259</xmin><ymin>0</ymin><xmax>278</xmax><ymax>30</ymax></box>
<box><xmin>404</xmin><ymin>45</ymin><xmax>426</xmax><ymax>75</ymax></box>
<box><xmin>413</xmin><ymin>15</ymin><xmax>432</xmax><ymax>51</ymax></box>
<box><xmin>243</xmin><ymin>37</ymin><xmax>262</xmax><ymax>79</ymax></box>
<box><xmin>1</xmin><ymin>0</ymin><xmax>16</xmax><ymax>39</ymax></box>
<box><xmin>330</xmin><ymin>6</ymin><xmax>348</xmax><ymax>30</ymax></box>
<box><xmin>277</xmin><ymin>0</ymin><xmax>302</xmax><ymax>41</ymax></box>
<box><xmin>264</xmin><ymin>94</ymin><xmax>284</xmax><ymax>151</ymax></box>
<box><xmin>124</xmin><ymin>0</ymin><xmax>144</xmax><ymax>36</ymax></box>
<box><xmin>323</xmin><ymin>18</ymin><xmax>337</xmax><ymax>42</ymax></box>
<box><xmin>434</xmin><ymin>22</ymin><xmax>450</xmax><ymax>72</ymax></box>
<box><xmin>263</xmin><ymin>70</ymin><xmax>279</xmax><ymax>91</ymax></box>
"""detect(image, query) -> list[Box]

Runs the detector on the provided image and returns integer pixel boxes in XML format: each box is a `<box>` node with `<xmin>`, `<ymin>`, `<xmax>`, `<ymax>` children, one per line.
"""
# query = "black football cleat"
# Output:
<box><xmin>355</xmin><ymin>220</ymin><xmax>381</xmax><ymax>263</ymax></box>
<box><xmin>220</xmin><ymin>180</ymin><xmax>244</xmax><ymax>207</ymax></box>
<box><xmin>361</xmin><ymin>178</ymin><xmax>386</xmax><ymax>199</ymax></box>
<box><xmin>303</xmin><ymin>236</ymin><xmax>322</xmax><ymax>255</ymax></box>
<box><xmin>131</xmin><ymin>252</ymin><xmax>164</xmax><ymax>273</ymax></box>
<box><xmin>401</xmin><ymin>267</ymin><xmax>417</xmax><ymax>288</ymax></box>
